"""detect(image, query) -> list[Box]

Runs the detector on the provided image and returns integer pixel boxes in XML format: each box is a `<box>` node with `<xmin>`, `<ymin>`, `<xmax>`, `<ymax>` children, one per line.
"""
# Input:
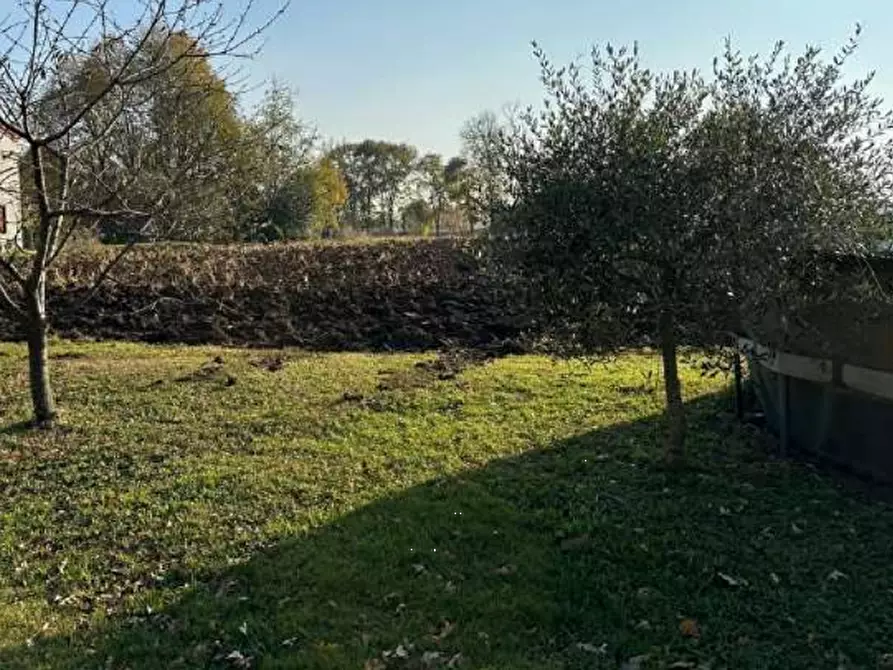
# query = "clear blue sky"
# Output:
<box><xmin>248</xmin><ymin>0</ymin><xmax>893</xmax><ymax>157</ymax></box>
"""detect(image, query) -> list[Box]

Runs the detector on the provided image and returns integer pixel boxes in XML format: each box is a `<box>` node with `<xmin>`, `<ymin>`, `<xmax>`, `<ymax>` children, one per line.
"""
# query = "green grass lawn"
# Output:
<box><xmin>1</xmin><ymin>342</ymin><xmax>892</xmax><ymax>669</ymax></box>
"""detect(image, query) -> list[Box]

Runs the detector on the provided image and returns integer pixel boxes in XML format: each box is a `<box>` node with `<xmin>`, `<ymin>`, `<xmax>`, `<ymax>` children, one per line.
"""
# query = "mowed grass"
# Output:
<box><xmin>1</xmin><ymin>342</ymin><xmax>892</xmax><ymax>669</ymax></box>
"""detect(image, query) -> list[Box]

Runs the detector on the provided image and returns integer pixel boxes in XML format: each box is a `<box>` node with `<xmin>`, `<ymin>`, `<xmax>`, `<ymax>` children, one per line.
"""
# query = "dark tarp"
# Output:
<box><xmin>750</xmin><ymin>362</ymin><xmax>893</xmax><ymax>483</ymax></box>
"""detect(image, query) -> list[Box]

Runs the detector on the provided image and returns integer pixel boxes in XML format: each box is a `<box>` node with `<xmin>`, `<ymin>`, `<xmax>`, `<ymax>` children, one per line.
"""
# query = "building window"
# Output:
<box><xmin>0</xmin><ymin>204</ymin><xmax>6</xmax><ymax>235</ymax></box>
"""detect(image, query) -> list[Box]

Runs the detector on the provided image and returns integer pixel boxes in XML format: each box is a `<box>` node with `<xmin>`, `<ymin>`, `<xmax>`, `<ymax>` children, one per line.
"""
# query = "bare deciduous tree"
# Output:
<box><xmin>460</xmin><ymin>109</ymin><xmax>511</xmax><ymax>230</ymax></box>
<box><xmin>0</xmin><ymin>0</ymin><xmax>286</xmax><ymax>426</ymax></box>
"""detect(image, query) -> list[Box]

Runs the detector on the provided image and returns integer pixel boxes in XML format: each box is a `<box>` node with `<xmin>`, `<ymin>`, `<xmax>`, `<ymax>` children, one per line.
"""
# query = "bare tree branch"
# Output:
<box><xmin>0</xmin><ymin>278</ymin><xmax>25</xmax><ymax>317</ymax></box>
<box><xmin>0</xmin><ymin>0</ymin><xmax>288</xmax><ymax>424</ymax></box>
<box><xmin>0</xmin><ymin>254</ymin><xmax>26</xmax><ymax>286</ymax></box>
<box><xmin>76</xmin><ymin>217</ymin><xmax>153</xmax><ymax>304</ymax></box>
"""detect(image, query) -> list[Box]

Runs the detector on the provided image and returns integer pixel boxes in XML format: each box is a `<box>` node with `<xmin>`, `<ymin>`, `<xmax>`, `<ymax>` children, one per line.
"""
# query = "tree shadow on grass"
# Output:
<box><xmin>0</xmin><ymin>420</ymin><xmax>35</xmax><ymax>437</ymax></box>
<box><xmin>4</xmin><ymin>393</ymin><xmax>893</xmax><ymax>669</ymax></box>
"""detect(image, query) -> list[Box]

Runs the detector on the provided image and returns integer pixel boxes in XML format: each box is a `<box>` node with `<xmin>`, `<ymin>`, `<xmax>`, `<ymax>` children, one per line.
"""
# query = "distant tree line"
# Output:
<box><xmin>18</xmin><ymin>31</ymin><xmax>510</xmax><ymax>245</ymax></box>
<box><xmin>322</xmin><ymin>112</ymin><xmax>507</xmax><ymax>239</ymax></box>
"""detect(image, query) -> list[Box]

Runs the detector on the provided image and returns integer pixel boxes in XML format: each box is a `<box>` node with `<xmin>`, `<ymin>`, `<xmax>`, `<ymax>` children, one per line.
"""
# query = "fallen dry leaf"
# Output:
<box><xmin>716</xmin><ymin>572</ymin><xmax>748</xmax><ymax>588</ymax></box>
<box><xmin>433</xmin><ymin>619</ymin><xmax>456</xmax><ymax>643</ymax></box>
<box><xmin>382</xmin><ymin>643</ymin><xmax>413</xmax><ymax>660</ymax></box>
<box><xmin>679</xmin><ymin>618</ymin><xmax>701</xmax><ymax>639</ymax></box>
<box><xmin>446</xmin><ymin>652</ymin><xmax>463</xmax><ymax>667</ymax></box>
<box><xmin>422</xmin><ymin>650</ymin><xmax>443</xmax><ymax>666</ymax></box>
<box><xmin>576</xmin><ymin>642</ymin><xmax>607</xmax><ymax>654</ymax></box>
<box><xmin>224</xmin><ymin>650</ymin><xmax>252</xmax><ymax>668</ymax></box>
<box><xmin>621</xmin><ymin>655</ymin><xmax>649</xmax><ymax>670</ymax></box>
<box><xmin>364</xmin><ymin>660</ymin><xmax>387</xmax><ymax>670</ymax></box>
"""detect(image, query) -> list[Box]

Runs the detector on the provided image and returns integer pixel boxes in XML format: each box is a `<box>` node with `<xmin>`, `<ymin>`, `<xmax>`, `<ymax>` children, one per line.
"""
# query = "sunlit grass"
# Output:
<box><xmin>0</xmin><ymin>342</ymin><xmax>891</xmax><ymax>669</ymax></box>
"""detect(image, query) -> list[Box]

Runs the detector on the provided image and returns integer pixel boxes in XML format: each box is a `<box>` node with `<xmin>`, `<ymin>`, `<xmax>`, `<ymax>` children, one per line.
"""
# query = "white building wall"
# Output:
<box><xmin>0</xmin><ymin>132</ymin><xmax>23</xmax><ymax>249</ymax></box>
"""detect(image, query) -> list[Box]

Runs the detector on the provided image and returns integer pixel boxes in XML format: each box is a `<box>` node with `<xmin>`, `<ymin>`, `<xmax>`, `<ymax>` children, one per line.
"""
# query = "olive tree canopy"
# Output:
<box><xmin>495</xmin><ymin>31</ymin><xmax>893</xmax><ymax>460</ymax></box>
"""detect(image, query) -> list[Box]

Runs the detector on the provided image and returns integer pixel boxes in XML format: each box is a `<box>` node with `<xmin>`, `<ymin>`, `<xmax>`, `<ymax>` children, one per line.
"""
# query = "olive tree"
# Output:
<box><xmin>496</xmin><ymin>33</ymin><xmax>891</xmax><ymax>461</ymax></box>
<box><xmin>0</xmin><ymin>0</ymin><xmax>285</xmax><ymax>426</ymax></box>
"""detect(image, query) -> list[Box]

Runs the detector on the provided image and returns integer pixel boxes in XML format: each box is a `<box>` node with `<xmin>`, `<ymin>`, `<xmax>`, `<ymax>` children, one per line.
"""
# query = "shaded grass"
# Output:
<box><xmin>0</xmin><ymin>342</ymin><xmax>892</xmax><ymax>669</ymax></box>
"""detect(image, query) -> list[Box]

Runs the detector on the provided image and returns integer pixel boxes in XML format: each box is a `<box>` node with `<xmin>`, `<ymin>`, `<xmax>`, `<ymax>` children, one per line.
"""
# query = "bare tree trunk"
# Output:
<box><xmin>386</xmin><ymin>196</ymin><xmax>396</xmax><ymax>233</ymax></box>
<box><xmin>659</xmin><ymin>306</ymin><xmax>686</xmax><ymax>463</ymax></box>
<box><xmin>24</xmin><ymin>286</ymin><xmax>55</xmax><ymax>426</ymax></box>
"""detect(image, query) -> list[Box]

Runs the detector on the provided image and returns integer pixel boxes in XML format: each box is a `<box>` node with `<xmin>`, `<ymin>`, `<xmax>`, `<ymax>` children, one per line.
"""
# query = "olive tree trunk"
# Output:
<box><xmin>24</xmin><ymin>283</ymin><xmax>55</xmax><ymax>426</ymax></box>
<box><xmin>659</xmin><ymin>306</ymin><xmax>686</xmax><ymax>463</ymax></box>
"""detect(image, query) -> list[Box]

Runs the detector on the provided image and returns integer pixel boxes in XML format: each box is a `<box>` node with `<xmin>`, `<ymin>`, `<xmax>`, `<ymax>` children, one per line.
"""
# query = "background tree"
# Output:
<box><xmin>25</xmin><ymin>28</ymin><xmax>246</xmax><ymax>244</ymax></box>
<box><xmin>417</xmin><ymin>153</ymin><xmax>447</xmax><ymax>236</ymax></box>
<box><xmin>129</xmin><ymin>31</ymin><xmax>243</xmax><ymax>241</ymax></box>
<box><xmin>233</xmin><ymin>80</ymin><xmax>315</xmax><ymax>242</ymax></box>
<box><xmin>330</xmin><ymin>140</ymin><xmax>417</xmax><ymax>233</ymax></box>
<box><xmin>307</xmin><ymin>156</ymin><xmax>348</xmax><ymax>237</ymax></box>
<box><xmin>0</xmin><ymin>0</ymin><xmax>285</xmax><ymax>425</ymax></box>
<box><xmin>495</xmin><ymin>36</ymin><xmax>889</xmax><ymax>461</ymax></box>
<box><xmin>444</xmin><ymin>156</ymin><xmax>472</xmax><ymax>233</ymax></box>
<box><xmin>377</xmin><ymin>142</ymin><xmax>417</xmax><ymax>232</ymax></box>
<box><xmin>329</xmin><ymin>140</ymin><xmax>387</xmax><ymax>231</ymax></box>
<box><xmin>401</xmin><ymin>198</ymin><xmax>433</xmax><ymax>235</ymax></box>
<box><xmin>460</xmin><ymin>110</ymin><xmax>509</xmax><ymax>229</ymax></box>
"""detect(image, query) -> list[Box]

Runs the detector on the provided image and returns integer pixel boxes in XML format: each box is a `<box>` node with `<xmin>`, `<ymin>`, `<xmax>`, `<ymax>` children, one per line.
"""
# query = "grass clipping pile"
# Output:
<box><xmin>0</xmin><ymin>239</ymin><xmax>528</xmax><ymax>352</ymax></box>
